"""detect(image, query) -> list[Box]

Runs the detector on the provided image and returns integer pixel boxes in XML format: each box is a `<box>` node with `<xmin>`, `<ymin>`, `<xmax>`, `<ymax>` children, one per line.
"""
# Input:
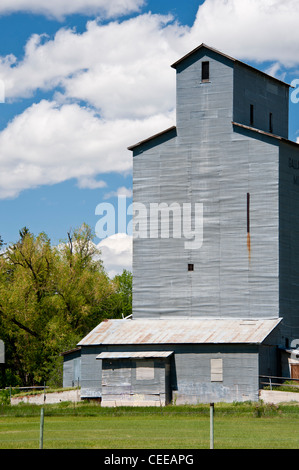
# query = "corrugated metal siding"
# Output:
<box><xmin>78</xmin><ymin>318</ymin><xmax>281</xmax><ymax>346</ymax></box>
<box><xmin>100</xmin><ymin>357</ymin><xmax>169</xmax><ymax>406</ymax></box>
<box><xmin>78</xmin><ymin>341</ymin><xmax>264</xmax><ymax>403</ymax></box>
<box><xmin>233</xmin><ymin>62</ymin><xmax>289</xmax><ymax>138</ymax></box>
<box><xmin>132</xmin><ymin>48</ymin><xmax>280</xmax><ymax>321</ymax></box>
<box><xmin>172</xmin><ymin>345</ymin><xmax>259</xmax><ymax>404</ymax></box>
<box><xmin>62</xmin><ymin>349</ymin><xmax>81</xmax><ymax>388</ymax></box>
<box><xmin>80</xmin><ymin>346</ymin><xmax>102</xmax><ymax>399</ymax></box>
<box><xmin>279</xmin><ymin>141</ymin><xmax>299</xmax><ymax>343</ymax></box>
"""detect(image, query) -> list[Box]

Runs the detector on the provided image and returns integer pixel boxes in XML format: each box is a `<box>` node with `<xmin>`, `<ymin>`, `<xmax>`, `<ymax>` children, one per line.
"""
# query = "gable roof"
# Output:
<box><xmin>171</xmin><ymin>43</ymin><xmax>291</xmax><ymax>88</ymax></box>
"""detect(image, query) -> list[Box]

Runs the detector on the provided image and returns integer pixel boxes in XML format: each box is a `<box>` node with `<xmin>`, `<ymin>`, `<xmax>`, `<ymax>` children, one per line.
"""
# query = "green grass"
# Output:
<box><xmin>264</xmin><ymin>381</ymin><xmax>299</xmax><ymax>393</ymax></box>
<box><xmin>1</xmin><ymin>401</ymin><xmax>299</xmax><ymax>449</ymax></box>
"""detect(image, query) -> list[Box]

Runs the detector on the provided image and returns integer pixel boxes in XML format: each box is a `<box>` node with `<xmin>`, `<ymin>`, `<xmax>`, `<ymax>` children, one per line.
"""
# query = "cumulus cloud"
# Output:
<box><xmin>0</xmin><ymin>99</ymin><xmax>174</xmax><ymax>198</ymax></box>
<box><xmin>1</xmin><ymin>2</ymin><xmax>299</xmax><ymax>111</ymax></box>
<box><xmin>0</xmin><ymin>14</ymin><xmax>186</xmax><ymax>119</ymax></box>
<box><xmin>97</xmin><ymin>233</ymin><xmax>132</xmax><ymax>278</ymax></box>
<box><xmin>0</xmin><ymin>0</ymin><xmax>145</xmax><ymax>20</ymax></box>
<box><xmin>190</xmin><ymin>0</ymin><xmax>299</xmax><ymax>67</ymax></box>
<box><xmin>0</xmin><ymin>3</ymin><xmax>299</xmax><ymax>199</ymax></box>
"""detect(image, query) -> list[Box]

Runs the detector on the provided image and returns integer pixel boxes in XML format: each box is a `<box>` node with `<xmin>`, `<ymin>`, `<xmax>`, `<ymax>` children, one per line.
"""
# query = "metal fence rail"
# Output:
<box><xmin>259</xmin><ymin>375</ymin><xmax>299</xmax><ymax>390</ymax></box>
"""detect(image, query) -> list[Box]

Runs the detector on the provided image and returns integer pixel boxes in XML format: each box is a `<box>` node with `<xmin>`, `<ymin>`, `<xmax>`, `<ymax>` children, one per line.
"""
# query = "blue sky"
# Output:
<box><xmin>0</xmin><ymin>0</ymin><xmax>298</xmax><ymax>276</ymax></box>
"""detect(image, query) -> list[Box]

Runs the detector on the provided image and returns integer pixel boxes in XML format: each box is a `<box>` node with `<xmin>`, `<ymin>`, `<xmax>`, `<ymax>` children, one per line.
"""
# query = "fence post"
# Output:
<box><xmin>210</xmin><ymin>403</ymin><xmax>214</xmax><ymax>449</ymax></box>
<box><xmin>39</xmin><ymin>407</ymin><xmax>44</xmax><ymax>449</ymax></box>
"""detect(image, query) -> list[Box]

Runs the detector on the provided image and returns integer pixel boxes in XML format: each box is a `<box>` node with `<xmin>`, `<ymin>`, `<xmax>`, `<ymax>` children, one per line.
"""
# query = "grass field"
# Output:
<box><xmin>1</xmin><ymin>401</ymin><xmax>299</xmax><ymax>449</ymax></box>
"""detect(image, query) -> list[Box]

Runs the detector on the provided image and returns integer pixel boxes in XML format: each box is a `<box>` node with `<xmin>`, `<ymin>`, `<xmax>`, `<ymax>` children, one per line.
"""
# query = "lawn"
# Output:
<box><xmin>1</xmin><ymin>401</ymin><xmax>299</xmax><ymax>449</ymax></box>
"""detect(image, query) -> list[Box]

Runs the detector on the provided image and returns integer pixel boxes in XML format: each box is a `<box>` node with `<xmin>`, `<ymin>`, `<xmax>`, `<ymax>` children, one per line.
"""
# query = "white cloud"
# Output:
<box><xmin>190</xmin><ymin>0</ymin><xmax>299</xmax><ymax>67</ymax></box>
<box><xmin>0</xmin><ymin>12</ymin><xmax>182</xmax><ymax>199</ymax></box>
<box><xmin>1</xmin><ymin>3</ymin><xmax>299</xmax><ymax>199</ymax></box>
<box><xmin>97</xmin><ymin>233</ymin><xmax>132</xmax><ymax>278</ymax></box>
<box><xmin>0</xmin><ymin>14</ymin><xmax>187</xmax><ymax>119</ymax></box>
<box><xmin>1</xmin><ymin>3</ymin><xmax>299</xmax><ymax>114</ymax></box>
<box><xmin>0</xmin><ymin>99</ymin><xmax>174</xmax><ymax>198</ymax></box>
<box><xmin>104</xmin><ymin>186</ymin><xmax>133</xmax><ymax>200</ymax></box>
<box><xmin>76</xmin><ymin>176</ymin><xmax>107</xmax><ymax>190</ymax></box>
<box><xmin>0</xmin><ymin>0</ymin><xmax>145</xmax><ymax>20</ymax></box>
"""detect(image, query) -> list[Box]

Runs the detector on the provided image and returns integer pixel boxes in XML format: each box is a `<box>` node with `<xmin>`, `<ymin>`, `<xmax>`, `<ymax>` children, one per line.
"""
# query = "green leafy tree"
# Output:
<box><xmin>111</xmin><ymin>270</ymin><xmax>132</xmax><ymax>318</ymax></box>
<box><xmin>0</xmin><ymin>225</ymin><xmax>131</xmax><ymax>387</ymax></box>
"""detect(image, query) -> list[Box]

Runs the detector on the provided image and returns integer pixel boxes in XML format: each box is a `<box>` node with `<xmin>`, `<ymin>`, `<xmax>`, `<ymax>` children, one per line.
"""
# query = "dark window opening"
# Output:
<box><xmin>250</xmin><ymin>104</ymin><xmax>254</xmax><ymax>126</ymax></box>
<box><xmin>247</xmin><ymin>193</ymin><xmax>250</xmax><ymax>234</ymax></box>
<box><xmin>188</xmin><ymin>264</ymin><xmax>194</xmax><ymax>272</ymax></box>
<box><xmin>202</xmin><ymin>61</ymin><xmax>209</xmax><ymax>81</ymax></box>
<box><xmin>269</xmin><ymin>113</ymin><xmax>273</xmax><ymax>133</ymax></box>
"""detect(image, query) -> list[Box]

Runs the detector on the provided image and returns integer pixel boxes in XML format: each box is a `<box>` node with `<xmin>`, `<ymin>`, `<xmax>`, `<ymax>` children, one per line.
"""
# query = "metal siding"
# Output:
<box><xmin>101</xmin><ymin>358</ymin><xmax>168</xmax><ymax>406</ymax></box>
<box><xmin>132</xmin><ymin>49</ymin><xmax>280</xmax><ymax>320</ymax></box>
<box><xmin>259</xmin><ymin>344</ymin><xmax>279</xmax><ymax>378</ymax></box>
<box><xmin>79</xmin><ymin>343</ymin><xmax>260</xmax><ymax>404</ymax></box>
<box><xmin>176</xmin><ymin>51</ymin><xmax>234</xmax><ymax>141</ymax></box>
<box><xmin>173</xmin><ymin>344</ymin><xmax>259</xmax><ymax>403</ymax></box>
<box><xmin>279</xmin><ymin>142</ymin><xmax>299</xmax><ymax>343</ymax></box>
<box><xmin>80</xmin><ymin>346</ymin><xmax>102</xmax><ymax>399</ymax></box>
<box><xmin>62</xmin><ymin>349</ymin><xmax>81</xmax><ymax>388</ymax></box>
<box><xmin>233</xmin><ymin>63</ymin><xmax>289</xmax><ymax>139</ymax></box>
<box><xmin>63</xmin><ymin>358</ymin><xmax>74</xmax><ymax>388</ymax></box>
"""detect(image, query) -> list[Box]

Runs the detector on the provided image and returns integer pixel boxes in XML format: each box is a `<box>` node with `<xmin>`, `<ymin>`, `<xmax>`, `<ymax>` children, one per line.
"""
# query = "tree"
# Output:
<box><xmin>0</xmin><ymin>230</ymin><xmax>55</xmax><ymax>384</ymax></box>
<box><xmin>53</xmin><ymin>224</ymin><xmax>116</xmax><ymax>337</ymax></box>
<box><xmin>111</xmin><ymin>270</ymin><xmax>132</xmax><ymax>318</ymax></box>
<box><xmin>0</xmin><ymin>224</ymin><xmax>131</xmax><ymax>387</ymax></box>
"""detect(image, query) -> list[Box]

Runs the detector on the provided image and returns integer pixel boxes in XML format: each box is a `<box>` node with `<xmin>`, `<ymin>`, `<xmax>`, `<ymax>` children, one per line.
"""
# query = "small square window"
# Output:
<box><xmin>188</xmin><ymin>264</ymin><xmax>194</xmax><ymax>271</ymax></box>
<box><xmin>202</xmin><ymin>61</ymin><xmax>209</xmax><ymax>81</ymax></box>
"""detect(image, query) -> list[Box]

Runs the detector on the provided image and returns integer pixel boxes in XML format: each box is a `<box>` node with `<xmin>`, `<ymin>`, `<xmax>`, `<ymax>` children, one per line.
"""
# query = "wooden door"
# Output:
<box><xmin>291</xmin><ymin>364</ymin><xmax>299</xmax><ymax>379</ymax></box>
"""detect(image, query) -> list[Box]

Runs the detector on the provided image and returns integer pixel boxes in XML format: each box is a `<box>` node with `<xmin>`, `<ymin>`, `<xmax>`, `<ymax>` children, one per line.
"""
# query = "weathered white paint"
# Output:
<box><xmin>259</xmin><ymin>390</ymin><xmax>299</xmax><ymax>404</ymax></box>
<box><xmin>11</xmin><ymin>389</ymin><xmax>80</xmax><ymax>405</ymax></box>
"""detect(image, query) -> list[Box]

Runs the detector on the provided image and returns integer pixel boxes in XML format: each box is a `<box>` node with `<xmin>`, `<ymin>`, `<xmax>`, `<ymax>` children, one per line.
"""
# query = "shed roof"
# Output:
<box><xmin>60</xmin><ymin>347</ymin><xmax>81</xmax><ymax>356</ymax></box>
<box><xmin>232</xmin><ymin>121</ymin><xmax>299</xmax><ymax>149</ymax></box>
<box><xmin>96</xmin><ymin>351</ymin><xmax>173</xmax><ymax>359</ymax></box>
<box><xmin>127</xmin><ymin>126</ymin><xmax>176</xmax><ymax>151</ymax></box>
<box><xmin>78</xmin><ymin>318</ymin><xmax>281</xmax><ymax>346</ymax></box>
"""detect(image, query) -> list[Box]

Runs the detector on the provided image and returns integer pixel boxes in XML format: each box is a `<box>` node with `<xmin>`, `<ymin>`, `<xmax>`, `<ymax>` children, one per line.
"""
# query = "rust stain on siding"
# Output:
<box><xmin>247</xmin><ymin>232</ymin><xmax>251</xmax><ymax>262</ymax></box>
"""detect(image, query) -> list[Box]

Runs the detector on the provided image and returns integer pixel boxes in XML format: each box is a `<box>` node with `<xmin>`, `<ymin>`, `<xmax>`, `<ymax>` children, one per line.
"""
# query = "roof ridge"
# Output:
<box><xmin>171</xmin><ymin>43</ymin><xmax>291</xmax><ymax>88</ymax></box>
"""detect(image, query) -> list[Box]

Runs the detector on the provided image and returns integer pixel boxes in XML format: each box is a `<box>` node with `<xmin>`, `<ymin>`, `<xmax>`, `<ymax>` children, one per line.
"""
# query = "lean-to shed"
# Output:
<box><xmin>77</xmin><ymin>317</ymin><xmax>281</xmax><ymax>405</ymax></box>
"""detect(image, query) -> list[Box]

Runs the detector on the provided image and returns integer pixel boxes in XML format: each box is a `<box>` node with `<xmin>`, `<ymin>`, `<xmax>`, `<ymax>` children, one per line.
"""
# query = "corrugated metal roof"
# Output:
<box><xmin>78</xmin><ymin>318</ymin><xmax>281</xmax><ymax>346</ymax></box>
<box><xmin>96</xmin><ymin>351</ymin><xmax>173</xmax><ymax>359</ymax></box>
